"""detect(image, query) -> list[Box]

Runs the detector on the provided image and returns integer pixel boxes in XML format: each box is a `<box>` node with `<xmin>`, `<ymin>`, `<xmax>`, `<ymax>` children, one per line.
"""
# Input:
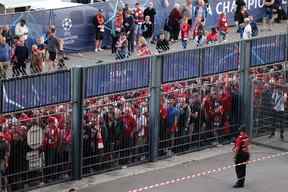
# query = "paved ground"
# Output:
<box><xmin>31</xmin><ymin>145</ymin><xmax>288</xmax><ymax>192</ymax></box>
<box><xmin>80</xmin><ymin>146</ymin><xmax>288</xmax><ymax>192</ymax></box>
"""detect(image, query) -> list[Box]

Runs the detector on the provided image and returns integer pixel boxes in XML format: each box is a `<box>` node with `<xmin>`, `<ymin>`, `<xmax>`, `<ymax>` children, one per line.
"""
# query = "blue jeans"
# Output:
<box><xmin>264</xmin><ymin>7</ymin><xmax>273</xmax><ymax>20</ymax></box>
<box><xmin>182</xmin><ymin>40</ymin><xmax>188</xmax><ymax>49</ymax></box>
<box><xmin>135</xmin><ymin>24</ymin><xmax>142</xmax><ymax>44</ymax></box>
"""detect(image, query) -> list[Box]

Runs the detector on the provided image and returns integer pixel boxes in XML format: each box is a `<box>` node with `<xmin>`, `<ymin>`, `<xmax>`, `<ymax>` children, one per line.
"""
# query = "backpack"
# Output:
<box><xmin>0</xmin><ymin>140</ymin><xmax>7</xmax><ymax>159</ymax></box>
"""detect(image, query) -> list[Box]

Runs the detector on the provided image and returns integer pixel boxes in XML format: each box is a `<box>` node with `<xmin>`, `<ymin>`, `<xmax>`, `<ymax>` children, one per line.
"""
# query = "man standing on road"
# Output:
<box><xmin>232</xmin><ymin>125</ymin><xmax>250</xmax><ymax>188</ymax></box>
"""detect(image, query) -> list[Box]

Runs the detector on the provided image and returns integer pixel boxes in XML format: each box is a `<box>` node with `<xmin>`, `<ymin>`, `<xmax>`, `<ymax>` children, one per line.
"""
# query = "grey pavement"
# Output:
<box><xmin>79</xmin><ymin>146</ymin><xmax>288</xmax><ymax>192</ymax></box>
<box><xmin>31</xmin><ymin>145</ymin><xmax>288</xmax><ymax>192</ymax></box>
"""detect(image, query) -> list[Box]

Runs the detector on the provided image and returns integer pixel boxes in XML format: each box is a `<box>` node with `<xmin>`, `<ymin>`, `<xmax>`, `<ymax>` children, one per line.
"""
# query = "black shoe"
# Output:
<box><xmin>233</xmin><ymin>183</ymin><xmax>244</xmax><ymax>188</ymax></box>
<box><xmin>280</xmin><ymin>136</ymin><xmax>284</xmax><ymax>141</ymax></box>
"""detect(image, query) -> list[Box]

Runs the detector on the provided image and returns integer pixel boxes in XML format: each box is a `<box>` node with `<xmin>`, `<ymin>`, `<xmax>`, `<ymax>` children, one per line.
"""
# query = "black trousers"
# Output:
<box><xmin>271</xmin><ymin>111</ymin><xmax>285</xmax><ymax>137</ymax></box>
<box><xmin>111</xmin><ymin>32</ymin><xmax>120</xmax><ymax>54</ymax></box>
<box><xmin>235</xmin><ymin>152</ymin><xmax>250</xmax><ymax>185</ymax></box>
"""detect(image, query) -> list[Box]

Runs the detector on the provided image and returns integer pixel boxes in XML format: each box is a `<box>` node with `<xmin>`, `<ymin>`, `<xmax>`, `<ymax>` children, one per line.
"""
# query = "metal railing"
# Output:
<box><xmin>0</xmin><ymin>32</ymin><xmax>287</xmax><ymax>191</ymax></box>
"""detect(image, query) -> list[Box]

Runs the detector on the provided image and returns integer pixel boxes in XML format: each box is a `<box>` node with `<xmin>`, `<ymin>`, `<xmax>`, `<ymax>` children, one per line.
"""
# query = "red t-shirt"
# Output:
<box><xmin>220</xmin><ymin>91</ymin><xmax>232</xmax><ymax>114</ymax></box>
<box><xmin>203</xmin><ymin>96</ymin><xmax>213</xmax><ymax>120</ymax></box>
<box><xmin>181</xmin><ymin>24</ymin><xmax>190</xmax><ymax>40</ymax></box>
<box><xmin>122</xmin><ymin>114</ymin><xmax>136</xmax><ymax>137</ymax></box>
<box><xmin>43</xmin><ymin>126</ymin><xmax>60</xmax><ymax>149</ymax></box>
<box><xmin>206</xmin><ymin>32</ymin><xmax>218</xmax><ymax>43</ymax></box>
<box><xmin>217</xmin><ymin>15</ymin><xmax>228</xmax><ymax>32</ymax></box>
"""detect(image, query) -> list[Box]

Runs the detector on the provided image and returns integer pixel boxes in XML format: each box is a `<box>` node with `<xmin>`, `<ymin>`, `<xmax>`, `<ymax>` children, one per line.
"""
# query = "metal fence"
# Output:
<box><xmin>0</xmin><ymin>33</ymin><xmax>287</xmax><ymax>191</ymax></box>
<box><xmin>159</xmin><ymin>74</ymin><xmax>241</xmax><ymax>157</ymax></box>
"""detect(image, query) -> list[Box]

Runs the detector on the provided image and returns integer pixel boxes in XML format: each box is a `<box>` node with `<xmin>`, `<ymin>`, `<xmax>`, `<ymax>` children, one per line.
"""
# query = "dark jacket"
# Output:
<box><xmin>144</xmin><ymin>7</ymin><xmax>156</xmax><ymax>24</ymax></box>
<box><xmin>15</xmin><ymin>44</ymin><xmax>28</xmax><ymax>63</ymax></box>
<box><xmin>141</xmin><ymin>22</ymin><xmax>153</xmax><ymax>38</ymax></box>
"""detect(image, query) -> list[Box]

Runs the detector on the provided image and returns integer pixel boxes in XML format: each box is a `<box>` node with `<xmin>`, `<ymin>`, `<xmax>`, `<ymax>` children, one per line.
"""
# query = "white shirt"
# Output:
<box><xmin>272</xmin><ymin>89</ymin><xmax>285</xmax><ymax>112</ymax></box>
<box><xmin>136</xmin><ymin>114</ymin><xmax>147</xmax><ymax>137</ymax></box>
<box><xmin>242</xmin><ymin>24</ymin><xmax>252</xmax><ymax>40</ymax></box>
<box><xmin>15</xmin><ymin>23</ymin><xmax>29</xmax><ymax>40</ymax></box>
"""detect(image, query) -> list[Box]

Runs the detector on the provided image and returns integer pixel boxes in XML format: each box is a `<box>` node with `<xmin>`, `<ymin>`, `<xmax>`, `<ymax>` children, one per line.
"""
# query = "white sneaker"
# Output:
<box><xmin>99</xmin><ymin>48</ymin><xmax>104</xmax><ymax>52</ymax></box>
<box><xmin>94</xmin><ymin>49</ymin><xmax>98</xmax><ymax>52</ymax></box>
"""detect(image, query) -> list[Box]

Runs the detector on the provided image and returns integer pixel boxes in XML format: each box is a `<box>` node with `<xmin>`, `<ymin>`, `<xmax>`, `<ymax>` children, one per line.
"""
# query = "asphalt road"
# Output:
<box><xmin>79</xmin><ymin>146</ymin><xmax>288</xmax><ymax>192</ymax></box>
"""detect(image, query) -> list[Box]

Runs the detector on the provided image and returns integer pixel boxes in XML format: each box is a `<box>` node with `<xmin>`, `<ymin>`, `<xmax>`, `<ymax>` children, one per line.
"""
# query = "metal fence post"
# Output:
<box><xmin>71</xmin><ymin>67</ymin><xmax>83</xmax><ymax>180</ymax></box>
<box><xmin>249</xmin><ymin>78</ymin><xmax>255</xmax><ymax>138</ymax></box>
<box><xmin>239</xmin><ymin>39</ymin><xmax>252</xmax><ymax>135</ymax></box>
<box><xmin>149</xmin><ymin>55</ymin><xmax>162</xmax><ymax>162</ymax></box>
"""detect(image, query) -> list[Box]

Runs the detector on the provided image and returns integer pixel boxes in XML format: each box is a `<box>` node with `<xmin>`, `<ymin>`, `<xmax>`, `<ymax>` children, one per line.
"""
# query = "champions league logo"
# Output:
<box><xmin>62</xmin><ymin>18</ymin><xmax>73</xmax><ymax>32</ymax></box>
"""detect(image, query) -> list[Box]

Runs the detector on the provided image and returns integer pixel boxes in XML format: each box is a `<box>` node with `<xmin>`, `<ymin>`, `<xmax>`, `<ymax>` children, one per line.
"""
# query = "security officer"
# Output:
<box><xmin>232</xmin><ymin>125</ymin><xmax>250</xmax><ymax>188</ymax></box>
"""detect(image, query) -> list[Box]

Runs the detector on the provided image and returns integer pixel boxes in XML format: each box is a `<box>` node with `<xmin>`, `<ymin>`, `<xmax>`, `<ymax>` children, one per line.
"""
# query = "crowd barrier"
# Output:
<box><xmin>0</xmin><ymin>33</ymin><xmax>287</xmax><ymax>191</ymax></box>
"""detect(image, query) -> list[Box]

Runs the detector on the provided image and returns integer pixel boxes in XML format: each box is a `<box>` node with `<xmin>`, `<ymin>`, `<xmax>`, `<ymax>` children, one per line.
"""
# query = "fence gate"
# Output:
<box><xmin>81</xmin><ymin>89</ymin><xmax>150</xmax><ymax>176</ymax></box>
<box><xmin>0</xmin><ymin>103</ymin><xmax>72</xmax><ymax>191</ymax></box>
<box><xmin>251</xmin><ymin>66</ymin><xmax>288</xmax><ymax>150</ymax></box>
<box><xmin>158</xmin><ymin>73</ymin><xmax>242</xmax><ymax>158</ymax></box>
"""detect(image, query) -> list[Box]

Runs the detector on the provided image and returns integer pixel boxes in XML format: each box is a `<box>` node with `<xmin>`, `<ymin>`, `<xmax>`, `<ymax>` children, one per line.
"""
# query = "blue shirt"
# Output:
<box><xmin>167</xmin><ymin>106</ymin><xmax>179</xmax><ymax>129</ymax></box>
<box><xmin>0</xmin><ymin>43</ymin><xmax>11</xmax><ymax>62</ymax></box>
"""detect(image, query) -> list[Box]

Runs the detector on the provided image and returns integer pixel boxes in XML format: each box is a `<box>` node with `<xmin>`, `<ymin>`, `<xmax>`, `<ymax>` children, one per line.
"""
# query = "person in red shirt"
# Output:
<box><xmin>112</xmin><ymin>9</ymin><xmax>124</xmax><ymax>54</ymax></box>
<box><xmin>134</xmin><ymin>2</ymin><xmax>144</xmax><ymax>44</ymax></box>
<box><xmin>94</xmin><ymin>9</ymin><xmax>105</xmax><ymax>52</ymax></box>
<box><xmin>181</xmin><ymin>17</ymin><xmax>190</xmax><ymax>49</ymax></box>
<box><xmin>206</xmin><ymin>27</ymin><xmax>218</xmax><ymax>45</ymax></box>
<box><xmin>232</xmin><ymin>125</ymin><xmax>250</xmax><ymax>188</ymax></box>
<box><xmin>137</xmin><ymin>37</ymin><xmax>151</xmax><ymax>57</ymax></box>
<box><xmin>217</xmin><ymin>12</ymin><xmax>229</xmax><ymax>42</ymax></box>
<box><xmin>193</xmin><ymin>16</ymin><xmax>205</xmax><ymax>46</ymax></box>
<box><xmin>43</xmin><ymin>118</ymin><xmax>60</xmax><ymax>181</ymax></box>
<box><xmin>122</xmin><ymin>107</ymin><xmax>136</xmax><ymax>163</ymax></box>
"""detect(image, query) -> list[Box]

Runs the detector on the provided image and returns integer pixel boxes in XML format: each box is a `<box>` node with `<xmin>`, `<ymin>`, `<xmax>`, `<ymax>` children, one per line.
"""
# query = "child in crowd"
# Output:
<box><xmin>217</xmin><ymin>12</ymin><xmax>229</xmax><ymax>42</ymax></box>
<box><xmin>156</xmin><ymin>32</ymin><xmax>170</xmax><ymax>53</ymax></box>
<box><xmin>249</xmin><ymin>16</ymin><xmax>258</xmax><ymax>37</ymax></box>
<box><xmin>180</xmin><ymin>17</ymin><xmax>190</xmax><ymax>49</ymax></box>
<box><xmin>206</xmin><ymin>27</ymin><xmax>218</xmax><ymax>45</ymax></box>
<box><xmin>137</xmin><ymin>36</ymin><xmax>151</xmax><ymax>57</ymax></box>
<box><xmin>115</xmin><ymin>31</ymin><xmax>128</xmax><ymax>60</ymax></box>
<box><xmin>193</xmin><ymin>17</ymin><xmax>205</xmax><ymax>46</ymax></box>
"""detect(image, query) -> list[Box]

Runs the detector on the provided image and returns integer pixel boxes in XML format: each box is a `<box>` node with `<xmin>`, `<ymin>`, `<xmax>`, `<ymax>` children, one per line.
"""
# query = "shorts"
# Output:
<box><xmin>96</xmin><ymin>31</ymin><xmax>104</xmax><ymax>40</ymax></box>
<box><xmin>49</xmin><ymin>52</ymin><xmax>57</xmax><ymax>61</ymax></box>
<box><xmin>264</xmin><ymin>7</ymin><xmax>273</xmax><ymax>20</ymax></box>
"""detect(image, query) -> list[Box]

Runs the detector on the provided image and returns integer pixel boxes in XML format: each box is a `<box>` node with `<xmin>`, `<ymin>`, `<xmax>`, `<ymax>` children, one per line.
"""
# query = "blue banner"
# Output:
<box><xmin>203</xmin><ymin>42</ymin><xmax>239</xmax><ymax>75</ymax></box>
<box><xmin>85</xmin><ymin>58</ymin><xmax>150</xmax><ymax>98</ymax></box>
<box><xmin>250</xmin><ymin>34</ymin><xmax>287</xmax><ymax>66</ymax></box>
<box><xmin>0</xmin><ymin>0</ymin><xmax>286</xmax><ymax>51</ymax></box>
<box><xmin>0</xmin><ymin>0</ymin><xmax>287</xmax><ymax>52</ymax></box>
<box><xmin>162</xmin><ymin>49</ymin><xmax>200</xmax><ymax>83</ymax></box>
<box><xmin>2</xmin><ymin>71</ymin><xmax>71</xmax><ymax>113</ymax></box>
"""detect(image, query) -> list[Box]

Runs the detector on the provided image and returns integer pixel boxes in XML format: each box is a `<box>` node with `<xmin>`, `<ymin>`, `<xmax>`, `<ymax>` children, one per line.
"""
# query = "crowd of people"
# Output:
<box><xmin>0</xmin><ymin>64</ymin><xmax>286</xmax><ymax>191</ymax></box>
<box><xmin>0</xmin><ymin>21</ymin><xmax>65</xmax><ymax>79</ymax></box>
<box><xmin>252</xmin><ymin>66</ymin><xmax>288</xmax><ymax>140</ymax></box>
<box><xmin>0</xmin><ymin>0</ymin><xmax>287</xmax><ymax>77</ymax></box>
<box><xmin>100</xmin><ymin>0</ymin><xmax>287</xmax><ymax>59</ymax></box>
<box><xmin>0</xmin><ymin>104</ymin><xmax>72</xmax><ymax>191</ymax></box>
